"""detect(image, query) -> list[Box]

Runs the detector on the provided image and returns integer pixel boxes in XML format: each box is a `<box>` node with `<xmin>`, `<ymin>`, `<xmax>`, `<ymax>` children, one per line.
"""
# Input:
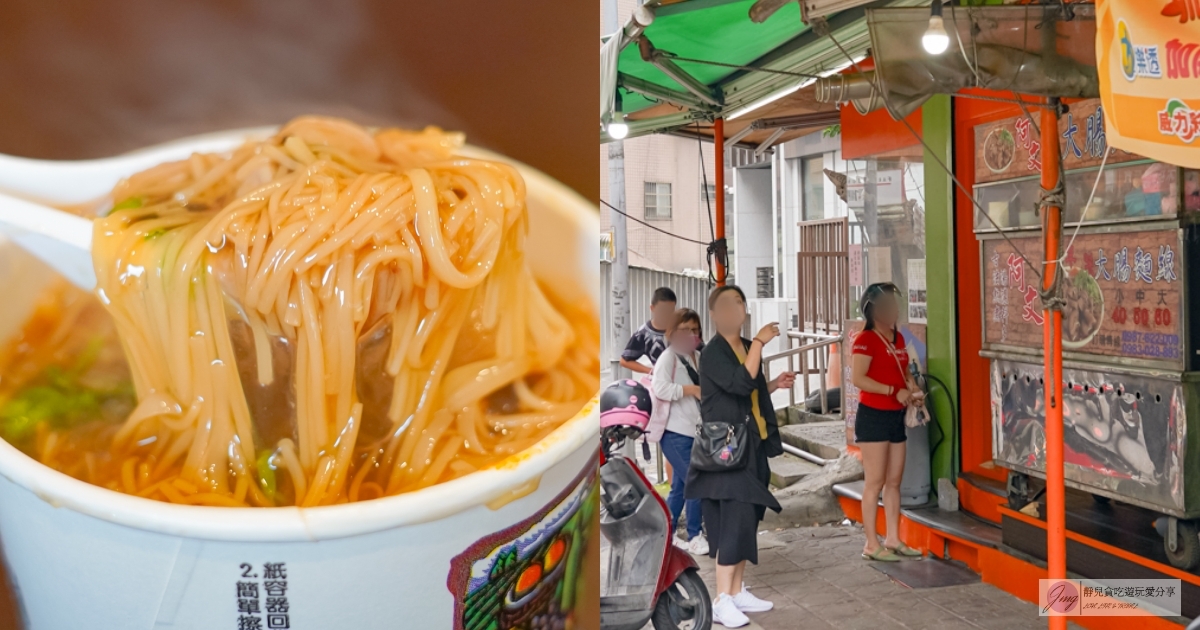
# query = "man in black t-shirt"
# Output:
<box><xmin>620</xmin><ymin>287</ymin><xmax>677</xmax><ymax>374</ymax></box>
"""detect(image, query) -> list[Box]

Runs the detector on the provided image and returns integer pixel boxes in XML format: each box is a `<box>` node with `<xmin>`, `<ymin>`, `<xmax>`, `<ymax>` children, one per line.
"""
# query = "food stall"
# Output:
<box><xmin>973</xmin><ymin>97</ymin><xmax>1200</xmax><ymax>568</ymax></box>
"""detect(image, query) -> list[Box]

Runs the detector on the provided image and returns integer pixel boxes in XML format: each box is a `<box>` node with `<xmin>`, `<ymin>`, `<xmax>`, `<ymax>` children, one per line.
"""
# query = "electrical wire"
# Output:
<box><xmin>660</xmin><ymin>52</ymin><xmax>822</xmax><ymax>80</ymax></box>
<box><xmin>600</xmin><ymin>198</ymin><xmax>711</xmax><ymax>245</ymax></box>
<box><xmin>1058</xmin><ymin>148</ymin><xmax>1110</xmax><ymax>266</ymax></box>
<box><xmin>697</xmin><ymin>123</ymin><xmax>718</xmax><ymax>241</ymax></box>
<box><xmin>948</xmin><ymin>3</ymin><xmax>982</xmax><ymax>87</ymax></box>
<box><xmin>1013</xmin><ymin>95</ymin><xmax>1043</xmax><ymax>142</ymax></box>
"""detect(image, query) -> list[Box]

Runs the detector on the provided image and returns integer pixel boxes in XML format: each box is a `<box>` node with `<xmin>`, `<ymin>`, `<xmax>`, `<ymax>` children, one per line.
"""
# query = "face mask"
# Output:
<box><xmin>673</xmin><ymin>333</ymin><xmax>698</xmax><ymax>353</ymax></box>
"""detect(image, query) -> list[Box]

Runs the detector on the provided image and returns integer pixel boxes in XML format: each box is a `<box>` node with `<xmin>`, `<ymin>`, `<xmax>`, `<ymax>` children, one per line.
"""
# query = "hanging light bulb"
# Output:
<box><xmin>608</xmin><ymin>117</ymin><xmax>629</xmax><ymax>140</ymax></box>
<box><xmin>922</xmin><ymin>1</ymin><xmax>949</xmax><ymax>55</ymax></box>
<box><xmin>608</xmin><ymin>91</ymin><xmax>629</xmax><ymax>140</ymax></box>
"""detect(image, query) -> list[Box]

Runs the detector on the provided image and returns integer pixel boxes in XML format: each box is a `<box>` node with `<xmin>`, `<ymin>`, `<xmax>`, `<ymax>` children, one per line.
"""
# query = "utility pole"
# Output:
<box><xmin>609</xmin><ymin>139</ymin><xmax>631</xmax><ymax>381</ymax></box>
<box><xmin>603</xmin><ymin>0</ymin><xmax>631</xmax><ymax>383</ymax></box>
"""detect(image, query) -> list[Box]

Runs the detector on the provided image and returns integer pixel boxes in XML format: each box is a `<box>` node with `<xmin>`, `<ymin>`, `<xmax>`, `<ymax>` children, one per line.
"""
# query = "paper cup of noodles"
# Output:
<box><xmin>0</xmin><ymin>129</ymin><xmax>600</xmax><ymax>629</ymax></box>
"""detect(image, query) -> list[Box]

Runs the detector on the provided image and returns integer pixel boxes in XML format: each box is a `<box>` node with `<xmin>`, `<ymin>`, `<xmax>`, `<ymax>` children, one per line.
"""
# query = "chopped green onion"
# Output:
<box><xmin>0</xmin><ymin>336</ymin><xmax>133</xmax><ymax>442</ymax></box>
<box><xmin>0</xmin><ymin>384</ymin><xmax>100</xmax><ymax>441</ymax></box>
<box><xmin>111</xmin><ymin>197</ymin><xmax>144</xmax><ymax>212</ymax></box>
<box><xmin>257</xmin><ymin>449</ymin><xmax>278</xmax><ymax>502</ymax></box>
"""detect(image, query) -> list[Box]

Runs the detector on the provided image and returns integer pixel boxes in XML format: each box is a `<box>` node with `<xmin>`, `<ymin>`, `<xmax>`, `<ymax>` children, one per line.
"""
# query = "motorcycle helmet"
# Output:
<box><xmin>599</xmin><ymin>379</ymin><xmax>652</xmax><ymax>432</ymax></box>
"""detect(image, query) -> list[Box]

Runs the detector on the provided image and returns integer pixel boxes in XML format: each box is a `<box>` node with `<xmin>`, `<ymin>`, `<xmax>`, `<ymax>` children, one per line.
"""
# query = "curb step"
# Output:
<box><xmin>775</xmin><ymin>406</ymin><xmax>840</xmax><ymax>426</ymax></box>
<box><xmin>769</xmin><ymin>454</ymin><xmax>822</xmax><ymax>488</ymax></box>
<box><xmin>778</xmin><ymin>421</ymin><xmax>846</xmax><ymax>461</ymax></box>
<box><xmin>792</xmin><ymin>409</ymin><xmax>840</xmax><ymax>425</ymax></box>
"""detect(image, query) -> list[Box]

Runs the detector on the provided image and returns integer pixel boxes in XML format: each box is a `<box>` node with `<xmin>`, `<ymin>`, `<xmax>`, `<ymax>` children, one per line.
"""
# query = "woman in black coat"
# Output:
<box><xmin>686</xmin><ymin>284</ymin><xmax>794</xmax><ymax>628</ymax></box>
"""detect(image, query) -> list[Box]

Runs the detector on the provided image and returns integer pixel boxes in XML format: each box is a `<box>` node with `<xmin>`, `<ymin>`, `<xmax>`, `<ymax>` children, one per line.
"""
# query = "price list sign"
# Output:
<box><xmin>982</xmin><ymin>229</ymin><xmax>1183</xmax><ymax>364</ymax></box>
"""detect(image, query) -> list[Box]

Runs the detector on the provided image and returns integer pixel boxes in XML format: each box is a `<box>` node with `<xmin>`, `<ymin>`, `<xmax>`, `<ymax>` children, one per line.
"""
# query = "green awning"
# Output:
<box><xmin>617</xmin><ymin>0</ymin><xmax>805</xmax><ymax>116</ymax></box>
<box><xmin>602</xmin><ymin>0</ymin><xmax>929</xmax><ymax>143</ymax></box>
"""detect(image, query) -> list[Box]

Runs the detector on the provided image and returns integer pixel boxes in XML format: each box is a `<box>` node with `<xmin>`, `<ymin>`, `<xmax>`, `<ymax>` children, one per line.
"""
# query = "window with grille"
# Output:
<box><xmin>644</xmin><ymin>182</ymin><xmax>672</xmax><ymax>220</ymax></box>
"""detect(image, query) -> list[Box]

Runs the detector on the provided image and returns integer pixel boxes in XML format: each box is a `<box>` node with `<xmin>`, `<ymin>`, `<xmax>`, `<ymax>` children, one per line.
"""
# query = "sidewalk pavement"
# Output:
<box><xmin>668</xmin><ymin>524</ymin><xmax>1084</xmax><ymax>630</ymax></box>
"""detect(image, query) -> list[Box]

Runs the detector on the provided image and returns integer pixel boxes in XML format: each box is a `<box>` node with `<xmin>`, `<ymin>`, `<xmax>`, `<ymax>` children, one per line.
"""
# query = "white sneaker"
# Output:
<box><xmin>687</xmin><ymin>535</ymin><xmax>710</xmax><ymax>555</ymax></box>
<box><xmin>712</xmin><ymin>593</ymin><xmax>750</xmax><ymax>628</ymax></box>
<box><xmin>672</xmin><ymin>535</ymin><xmax>690</xmax><ymax>551</ymax></box>
<box><xmin>732</xmin><ymin>584</ymin><xmax>774</xmax><ymax>612</ymax></box>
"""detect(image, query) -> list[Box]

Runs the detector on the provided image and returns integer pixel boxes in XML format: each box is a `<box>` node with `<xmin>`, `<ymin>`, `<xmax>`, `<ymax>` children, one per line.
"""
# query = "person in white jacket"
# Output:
<box><xmin>651</xmin><ymin>308</ymin><xmax>708</xmax><ymax>555</ymax></box>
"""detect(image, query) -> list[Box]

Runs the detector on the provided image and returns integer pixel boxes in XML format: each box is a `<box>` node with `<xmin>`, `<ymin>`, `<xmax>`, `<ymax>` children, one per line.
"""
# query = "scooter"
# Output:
<box><xmin>599</xmin><ymin>379</ymin><xmax>712</xmax><ymax>630</ymax></box>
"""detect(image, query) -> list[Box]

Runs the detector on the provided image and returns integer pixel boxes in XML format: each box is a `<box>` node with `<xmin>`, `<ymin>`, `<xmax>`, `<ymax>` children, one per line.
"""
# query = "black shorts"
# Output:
<box><xmin>855</xmin><ymin>403</ymin><xmax>907</xmax><ymax>443</ymax></box>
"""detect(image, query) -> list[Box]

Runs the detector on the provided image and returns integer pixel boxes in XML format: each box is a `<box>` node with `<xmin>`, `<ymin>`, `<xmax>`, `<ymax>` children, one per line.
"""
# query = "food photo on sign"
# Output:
<box><xmin>0</xmin><ymin>3</ymin><xmax>599</xmax><ymax>630</ymax></box>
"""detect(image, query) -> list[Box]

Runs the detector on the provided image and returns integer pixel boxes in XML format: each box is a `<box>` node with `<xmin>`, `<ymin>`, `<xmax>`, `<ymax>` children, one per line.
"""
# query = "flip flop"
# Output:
<box><xmin>885</xmin><ymin>542</ymin><xmax>923</xmax><ymax>557</ymax></box>
<box><xmin>861</xmin><ymin>547</ymin><xmax>901</xmax><ymax>562</ymax></box>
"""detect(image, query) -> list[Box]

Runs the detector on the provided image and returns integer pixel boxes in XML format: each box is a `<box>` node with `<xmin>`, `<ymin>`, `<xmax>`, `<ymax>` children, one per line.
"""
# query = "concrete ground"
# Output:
<box><xmin>660</xmin><ymin>525</ymin><xmax>1084</xmax><ymax>630</ymax></box>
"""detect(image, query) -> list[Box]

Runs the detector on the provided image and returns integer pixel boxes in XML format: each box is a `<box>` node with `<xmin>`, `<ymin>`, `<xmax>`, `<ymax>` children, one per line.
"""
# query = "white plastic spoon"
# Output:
<box><xmin>0</xmin><ymin>194</ymin><xmax>96</xmax><ymax>289</ymax></box>
<box><xmin>0</xmin><ymin>127</ymin><xmax>273</xmax><ymax>205</ymax></box>
<box><xmin>0</xmin><ymin>128</ymin><xmax>274</xmax><ymax>291</ymax></box>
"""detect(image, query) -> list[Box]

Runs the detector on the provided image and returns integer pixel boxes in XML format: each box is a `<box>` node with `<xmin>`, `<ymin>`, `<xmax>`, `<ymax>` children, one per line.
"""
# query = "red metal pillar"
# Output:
<box><xmin>714</xmin><ymin>117</ymin><xmax>727</xmax><ymax>286</ymax></box>
<box><xmin>1040</xmin><ymin>99</ymin><xmax>1066</xmax><ymax>630</ymax></box>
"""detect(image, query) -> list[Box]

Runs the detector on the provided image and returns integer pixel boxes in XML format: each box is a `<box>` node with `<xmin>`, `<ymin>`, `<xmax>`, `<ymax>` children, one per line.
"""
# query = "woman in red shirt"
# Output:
<box><xmin>850</xmin><ymin>282</ymin><xmax>924</xmax><ymax>562</ymax></box>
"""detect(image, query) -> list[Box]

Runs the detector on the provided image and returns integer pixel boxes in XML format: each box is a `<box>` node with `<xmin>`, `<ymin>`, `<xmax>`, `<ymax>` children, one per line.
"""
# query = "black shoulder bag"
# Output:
<box><xmin>691</xmin><ymin>414</ymin><xmax>750</xmax><ymax>472</ymax></box>
<box><xmin>689</xmin><ymin>343</ymin><xmax>752</xmax><ymax>472</ymax></box>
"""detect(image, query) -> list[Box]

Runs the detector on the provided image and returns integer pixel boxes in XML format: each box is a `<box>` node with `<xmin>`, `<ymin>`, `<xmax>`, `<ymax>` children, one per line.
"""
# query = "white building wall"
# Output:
<box><xmin>732</xmin><ymin>167</ymin><xmax>772</xmax><ymax>293</ymax></box>
<box><xmin>599</xmin><ymin>136</ymin><xmax>715</xmax><ymax>273</ymax></box>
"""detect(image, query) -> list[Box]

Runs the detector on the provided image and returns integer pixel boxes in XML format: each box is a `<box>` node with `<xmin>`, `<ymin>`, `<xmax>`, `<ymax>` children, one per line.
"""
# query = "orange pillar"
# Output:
<box><xmin>1041</xmin><ymin>99</ymin><xmax>1066</xmax><ymax>630</ymax></box>
<box><xmin>714</xmin><ymin>118</ymin><xmax>727</xmax><ymax>286</ymax></box>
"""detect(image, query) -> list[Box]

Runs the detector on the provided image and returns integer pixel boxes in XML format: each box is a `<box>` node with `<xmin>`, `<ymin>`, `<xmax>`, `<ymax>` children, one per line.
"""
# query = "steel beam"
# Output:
<box><xmin>618</xmin><ymin>72</ymin><xmax>714</xmax><ymax>111</ymax></box>
<box><xmin>754</xmin><ymin>128</ymin><xmax>786</xmax><ymax>156</ymax></box>
<box><xmin>643</xmin><ymin>48</ymin><xmax>724</xmax><ymax>108</ymax></box>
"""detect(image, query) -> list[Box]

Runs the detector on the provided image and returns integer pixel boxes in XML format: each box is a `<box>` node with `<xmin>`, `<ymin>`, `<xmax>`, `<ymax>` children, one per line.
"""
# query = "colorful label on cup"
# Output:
<box><xmin>447</xmin><ymin>453</ymin><xmax>598</xmax><ymax>630</ymax></box>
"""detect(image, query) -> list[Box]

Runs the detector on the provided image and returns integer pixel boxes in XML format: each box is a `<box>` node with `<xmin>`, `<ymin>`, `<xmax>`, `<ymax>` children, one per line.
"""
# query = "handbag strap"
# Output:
<box><xmin>873</xmin><ymin>329</ymin><xmax>909</xmax><ymax>387</ymax></box>
<box><xmin>678</xmin><ymin>354</ymin><xmax>700</xmax><ymax>385</ymax></box>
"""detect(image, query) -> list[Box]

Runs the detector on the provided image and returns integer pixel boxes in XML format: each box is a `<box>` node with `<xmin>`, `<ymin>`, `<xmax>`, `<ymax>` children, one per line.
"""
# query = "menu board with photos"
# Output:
<box><xmin>974</xmin><ymin>99</ymin><xmax>1143</xmax><ymax>185</ymax></box>
<box><xmin>982</xmin><ymin>229</ymin><xmax>1184</xmax><ymax>365</ymax></box>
